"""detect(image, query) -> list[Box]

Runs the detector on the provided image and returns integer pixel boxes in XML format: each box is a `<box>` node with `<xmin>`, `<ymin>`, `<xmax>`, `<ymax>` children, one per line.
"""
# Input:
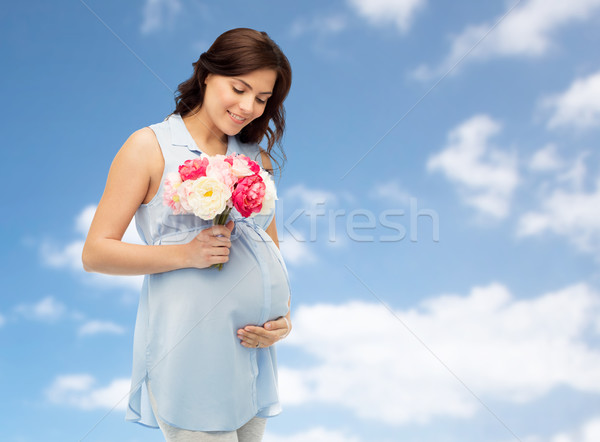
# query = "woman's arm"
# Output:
<box><xmin>82</xmin><ymin>128</ymin><xmax>233</xmax><ymax>275</ymax></box>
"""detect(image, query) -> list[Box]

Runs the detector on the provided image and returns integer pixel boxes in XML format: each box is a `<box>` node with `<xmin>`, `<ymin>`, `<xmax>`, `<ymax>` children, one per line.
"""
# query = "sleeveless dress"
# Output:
<box><xmin>125</xmin><ymin>113</ymin><xmax>292</xmax><ymax>431</ymax></box>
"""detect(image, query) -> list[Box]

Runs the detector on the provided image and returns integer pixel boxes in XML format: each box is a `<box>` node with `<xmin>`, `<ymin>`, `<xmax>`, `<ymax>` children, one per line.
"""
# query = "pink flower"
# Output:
<box><xmin>206</xmin><ymin>155</ymin><xmax>237</xmax><ymax>191</ymax></box>
<box><xmin>179</xmin><ymin>156</ymin><xmax>209</xmax><ymax>181</ymax></box>
<box><xmin>176</xmin><ymin>180</ymin><xmax>195</xmax><ymax>213</ymax></box>
<box><xmin>232</xmin><ymin>174</ymin><xmax>266</xmax><ymax>218</ymax></box>
<box><xmin>163</xmin><ymin>172</ymin><xmax>185</xmax><ymax>214</ymax></box>
<box><xmin>225</xmin><ymin>154</ymin><xmax>260</xmax><ymax>177</ymax></box>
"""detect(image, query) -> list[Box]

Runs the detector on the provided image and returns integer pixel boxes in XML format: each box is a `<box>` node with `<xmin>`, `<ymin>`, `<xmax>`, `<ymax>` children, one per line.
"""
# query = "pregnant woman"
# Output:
<box><xmin>82</xmin><ymin>28</ymin><xmax>293</xmax><ymax>442</ymax></box>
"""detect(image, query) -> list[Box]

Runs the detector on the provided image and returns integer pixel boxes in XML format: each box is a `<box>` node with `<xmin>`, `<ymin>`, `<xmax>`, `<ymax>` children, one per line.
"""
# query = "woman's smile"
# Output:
<box><xmin>227</xmin><ymin>110</ymin><xmax>247</xmax><ymax>124</ymax></box>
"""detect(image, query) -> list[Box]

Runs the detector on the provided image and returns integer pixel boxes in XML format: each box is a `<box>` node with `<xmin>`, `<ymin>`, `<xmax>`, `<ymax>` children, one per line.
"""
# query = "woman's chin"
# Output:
<box><xmin>222</xmin><ymin>124</ymin><xmax>245</xmax><ymax>137</ymax></box>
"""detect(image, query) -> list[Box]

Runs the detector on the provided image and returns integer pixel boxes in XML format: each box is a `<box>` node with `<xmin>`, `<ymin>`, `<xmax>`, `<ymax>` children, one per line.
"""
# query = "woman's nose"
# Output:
<box><xmin>239</xmin><ymin>95</ymin><xmax>254</xmax><ymax>115</ymax></box>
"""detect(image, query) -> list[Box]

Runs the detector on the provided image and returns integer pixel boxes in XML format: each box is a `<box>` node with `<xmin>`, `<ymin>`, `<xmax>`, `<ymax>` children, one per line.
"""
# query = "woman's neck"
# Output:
<box><xmin>182</xmin><ymin>109</ymin><xmax>228</xmax><ymax>156</ymax></box>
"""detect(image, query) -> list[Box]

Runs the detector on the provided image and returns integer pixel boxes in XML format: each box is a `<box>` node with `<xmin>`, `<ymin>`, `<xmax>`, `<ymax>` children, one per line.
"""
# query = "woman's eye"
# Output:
<box><xmin>232</xmin><ymin>86</ymin><xmax>266</xmax><ymax>104</ymax></box>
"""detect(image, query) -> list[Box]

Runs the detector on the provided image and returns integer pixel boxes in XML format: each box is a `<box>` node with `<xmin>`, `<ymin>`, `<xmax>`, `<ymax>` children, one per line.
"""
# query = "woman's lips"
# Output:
<box><xmin>227</xmin><ymin>110</ymin><xmax>246</xmax><ymax>124</ymax></box>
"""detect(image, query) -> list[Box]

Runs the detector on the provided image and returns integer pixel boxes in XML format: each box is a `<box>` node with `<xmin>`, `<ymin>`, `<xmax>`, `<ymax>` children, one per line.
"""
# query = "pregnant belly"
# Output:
<box><xmin>147</xmin><ymin>227</ymin><xmax>290</xmax><ymax>349</ymax></box>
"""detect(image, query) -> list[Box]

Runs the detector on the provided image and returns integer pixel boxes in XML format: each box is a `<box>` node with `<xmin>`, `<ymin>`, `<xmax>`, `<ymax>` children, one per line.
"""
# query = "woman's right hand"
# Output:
<box><xmin>184</xmin><ymin>220</ymin><xmax>235</xmax><ymax>268</ymax></box>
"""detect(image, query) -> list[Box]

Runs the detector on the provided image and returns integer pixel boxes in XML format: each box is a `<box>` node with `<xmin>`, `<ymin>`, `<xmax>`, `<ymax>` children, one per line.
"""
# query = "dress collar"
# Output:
<box><xmin>168</xmin><ymin>113</ymin><xmax>233</xmax><ymax>155</ymax></box>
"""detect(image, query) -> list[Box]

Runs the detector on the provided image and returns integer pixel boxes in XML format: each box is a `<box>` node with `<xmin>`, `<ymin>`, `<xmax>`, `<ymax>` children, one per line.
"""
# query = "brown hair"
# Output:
<box><xmin>172</xmin><ymin>28</ymin><xmax>292</xmax><ymax>171</ymax></box>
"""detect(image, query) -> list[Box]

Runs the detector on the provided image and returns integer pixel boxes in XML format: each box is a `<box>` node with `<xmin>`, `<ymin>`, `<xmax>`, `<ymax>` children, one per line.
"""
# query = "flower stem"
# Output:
<box><xmin>212</xmin><ymin>207</ymin><xmax>233</xmax><ymax>271</ymax></box>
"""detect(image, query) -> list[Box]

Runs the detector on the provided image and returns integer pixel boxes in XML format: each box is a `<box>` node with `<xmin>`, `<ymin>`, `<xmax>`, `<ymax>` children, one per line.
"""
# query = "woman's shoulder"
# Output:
<box><xmin>116</xmin><ymin>126</ymin><xmax>161</xmax><ymax>167</ymax></box>
<box><xmin>130</xmin><ymin>126</ymin><xmax>159</xmax><ymax>143</ymax></box>
<box><xmin>234</xmin><ymin>136</ymin><xmax>273</xmax><ymax>172</ymax></box>
<box><xmin>259</xmin><ymin>148</ymin><xmax>273</xmax><ymax>173</ymax></box>
<box><xmin>129</xmin><ymin>114</ymin><xmax>172</xmax><ymax>145</ymax></box>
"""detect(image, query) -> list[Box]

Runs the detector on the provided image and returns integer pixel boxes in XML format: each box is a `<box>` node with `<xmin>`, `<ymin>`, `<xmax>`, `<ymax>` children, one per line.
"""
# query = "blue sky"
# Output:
<box><xmin>2</xmin><ymin>0</ymin><xmax>600</xmax><ymax>441</ymax></box>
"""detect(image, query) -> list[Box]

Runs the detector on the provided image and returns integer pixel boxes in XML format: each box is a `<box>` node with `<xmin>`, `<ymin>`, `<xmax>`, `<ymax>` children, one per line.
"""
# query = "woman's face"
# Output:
<box><xmin>201</xmin><ymin>68</ymin><xmax>277</xmax><ymax>137</ymax></box>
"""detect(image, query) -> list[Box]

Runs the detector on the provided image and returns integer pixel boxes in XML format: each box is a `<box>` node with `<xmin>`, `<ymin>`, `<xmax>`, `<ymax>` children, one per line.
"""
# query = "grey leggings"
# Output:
<box><xmin>147</xmin><ymin>382</ymin><xmax>266</xmax><ymax>442</ymax></box>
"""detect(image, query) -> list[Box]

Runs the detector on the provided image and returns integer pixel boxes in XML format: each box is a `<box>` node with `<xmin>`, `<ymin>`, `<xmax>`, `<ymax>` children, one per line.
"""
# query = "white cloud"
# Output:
<box><xmin>40</xmin><ymin>205</ymin><xmax>98</xmax><ymax>271</ymax></box>
<box><xmin>279</xmin><ymin>282</ymin><xmax>600</xmax><ymax>425</ymax></box>
<box><xmin>140</xmin><ymin>0</ymin><xmax>182</xmax><ymax>35</ymax></box>
<box><xmin>11</xmin><ymin>296</ymin><xmax>126</xmax><ymax>336</ymax></box>
<box><xmin>279</xmin><ymin>233</ymin><xmax>318</xmax><ymax>266</ymax></box>
<box><xmin>264</xmin><ymin>427</ymin><xmax>361</xmax><ymax>442</ymax></box>
<box><xmin>290</xmin><ymin>14</ymin><xmax>348</xmax><ymax>37</ymax></box>
<box><xmin>277</xmin><ymin>184</ymin><xmax>346</xmax><ymax>261</ymax></box>
<box><xmin>15</xmin><ymin>296</ymin><xmax>67</xmax><ymax>322</ymax></box>
<box><xmin>517</xmin><ymin>177</ymin><xmax>600</xmax><ymax>253</ymax></box>
<box><xmin>427</xmin><ymin>114</ymin><xmax>519</xmax><ymax>218</ymax></box>
<box><xmin>413</xmin><ymin>0</ymin><xmax>600</xmax><ymax>80</ymax></box>
<box><xmin>42</xmin><ymin>240</ymin><xmax>86</xmax><ymax>271</ymax></box>
<box><xmin>41</xmin><ymin>205</ymin><xmax>144</xmax><ymax>292</ymax></box>
<box><xmin>542</xmin><ymin>70</ymin><xmax>600</xmax><ymax>130</ymax></box>
<box><xmin>510</xmin><ymin>415</ymin><xmax>600</xmax><ymax>442</ymax></box>
<box><xmin>78</xmin><ymin>320</ymin><xmax>126</xmax><ymax>337</ymax></box>
<box><xmin>75</xmin><ymin>205</ymin><xmax>97</xmax><ymax>236</ymax></box>
<box><xmin>46</xmin><ymin>374</ymin><xmax>130</xmax><ymax>411</ymax></box>
<box><xmin>284</xmin><ymin>184</ymin><xmax>338</xmax><ymax>207</ymax></box>
<box><xmin>371</xmin><ymin>179</ymin><xmax>413</xmax><ymax>204</ymax></box>
<box><xmin>550</xmin><ymin>416</ymin><xmax>600</xmax><ymax>442</ymax></box>
<box><xmin>347</xmin><ymin>0</ymin><xmax>426</xmax><ymax>32</ymax></box>
<box><xmin>557</xmin><ymin>153</ymin><xmax>589</xmax><ymax>190</ymax></box>
<box><xmin>529</xmin><ymin>144</ymin><xmax>564</xmax><ymax>172</ymax></box>
<box><xmin>74</xmin><ymin>204</ymin><xmax>143</xmax><ymax>246</ymax></box>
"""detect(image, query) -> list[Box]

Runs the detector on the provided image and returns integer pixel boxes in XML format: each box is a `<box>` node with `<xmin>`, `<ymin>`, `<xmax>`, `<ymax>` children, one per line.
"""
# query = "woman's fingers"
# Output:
<box><xmin>203</xmin><ymin>235</ymin><xmax>231</xmax><ymax>248</ymax></box>
<box><xmin>263</xmin><ymin>317</ymin><xmax>289</xmax><ymax>334</ymax></box>
<box><xmin>197</xmin><ymin>228</ymin><xmax>231</xmax><ymax>241</ymax></box>
<box><xmin>187</xmin><ymin>221</ymin><xmax>235</xmax><ymax>268</ymax></box>
<box><xmin>211</xmin><ymin>220</ymin><xmax>234</xmax><ymax>237</ymax></box>
<box><xmin>237</xmin><ymin>318</ymin><xmax>290</xmax><ymax>348</ymax></box>
<box><xmin>238</xmin><ymin>327</ymin><xmax>265</xmax><ymax>348</ymax></box>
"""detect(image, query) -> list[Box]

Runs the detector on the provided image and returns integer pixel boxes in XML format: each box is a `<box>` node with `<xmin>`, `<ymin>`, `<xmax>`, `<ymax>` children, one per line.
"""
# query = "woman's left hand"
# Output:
<box><xmin>237</xmin><ymin>316</ymin><xmax>291</xmax><ymax>348</ymax></box>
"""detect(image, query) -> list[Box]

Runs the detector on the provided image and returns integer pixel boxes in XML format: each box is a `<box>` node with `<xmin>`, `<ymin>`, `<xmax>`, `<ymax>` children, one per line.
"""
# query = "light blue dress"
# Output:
<box><xmin>125</xmin><ymin>113</ymin><xmax>291</xmax><ymax>431</ymax></box>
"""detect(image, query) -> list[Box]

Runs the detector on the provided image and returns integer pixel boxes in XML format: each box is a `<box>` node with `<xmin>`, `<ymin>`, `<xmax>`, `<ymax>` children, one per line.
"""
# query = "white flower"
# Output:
<box><xmin>257</xmin><ymin>169</ymin><xmax>277</xmax><ymax>216</ymax></box>
<box><xmin>186</xmin><ymin>177</ymin><xmax>232</xmax><ymax>220</ymax></box>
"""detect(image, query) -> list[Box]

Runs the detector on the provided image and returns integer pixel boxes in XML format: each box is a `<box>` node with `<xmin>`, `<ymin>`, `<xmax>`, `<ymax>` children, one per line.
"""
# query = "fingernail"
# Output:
<box><xmin>265</xmin><ymin>323</ymin><xmax>272</xmax><ymax>329</ymax></box>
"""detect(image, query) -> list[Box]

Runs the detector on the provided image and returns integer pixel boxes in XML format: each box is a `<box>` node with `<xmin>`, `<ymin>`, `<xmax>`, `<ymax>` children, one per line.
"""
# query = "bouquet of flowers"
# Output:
<box><xmin>162</xmin><ymin>153</ymin><xmax>277</xmax><ymax>269</ymax></box>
